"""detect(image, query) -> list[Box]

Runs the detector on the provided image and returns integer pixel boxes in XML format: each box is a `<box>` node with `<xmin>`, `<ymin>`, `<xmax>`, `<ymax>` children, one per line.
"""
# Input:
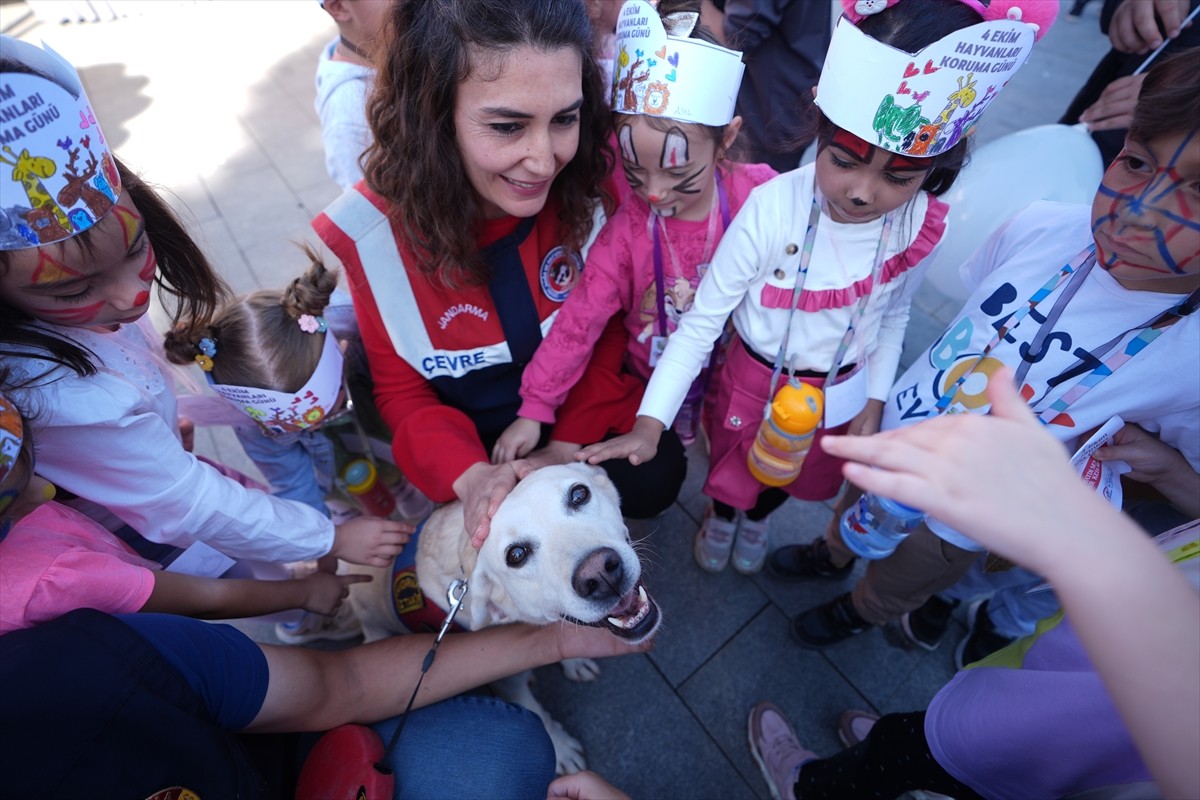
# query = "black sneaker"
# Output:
<box><xmin>767</xmin><ymin>539</ymin><xmax>855</xmax><ymax>582</ymax></box>
<box><xmin>790</xmin><ymin>593</ymin><xmax>872</xmax><ymax>649</ymax></box>
<box><xmin>899</xmin><ymin>595</ymin><xmax>960</xmax><ymax>651</ymax></box>
<box><xmin>955</xmin><ymin>599</ymin><xmax>1014</xmax><ymax>669</ymax></box>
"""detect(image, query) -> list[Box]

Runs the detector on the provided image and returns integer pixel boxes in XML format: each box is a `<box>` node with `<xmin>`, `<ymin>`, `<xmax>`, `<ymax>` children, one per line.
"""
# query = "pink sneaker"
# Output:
<box><xmin>732</xmin><ymin>516</ymin><xmax>770</xmax><ymax>575</ymax></box>
<box><xmin>694</xmin><ymin>506</ymin><xmax>739</xmax><ymax>573</ymax></box>
<box><xmin>748</xmin><ymin>702</ymin><xmax>815</xmax><ymax>800</ymax></box>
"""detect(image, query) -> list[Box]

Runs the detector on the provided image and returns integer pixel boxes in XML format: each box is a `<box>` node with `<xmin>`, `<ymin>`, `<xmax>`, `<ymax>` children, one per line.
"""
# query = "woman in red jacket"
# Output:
<box><xmin>313</xmin><ymin>0</ymin><xmax>687</xmax><ymax>543</ymax></box>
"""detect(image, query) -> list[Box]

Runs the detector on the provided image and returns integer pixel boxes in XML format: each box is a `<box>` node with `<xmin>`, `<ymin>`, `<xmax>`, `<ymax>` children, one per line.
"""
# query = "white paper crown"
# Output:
<box><xmin>815</xmin><ymin>16</ymin><xmax>1035</xmax><ymax>158</ymax></box>
<box><xmin>209</xmin><ymin>331</ymin><xmax>345</xmax><ymax>436</ymax></box>
<box><xmin>0</xmin><ymin>36</ymin><xmax>123</xmax><ymax>250</ymax></box>
<box><xmin>611</xmin><ymin>0</ymin><xmax>745</xmax><ymax>127</ymax></box>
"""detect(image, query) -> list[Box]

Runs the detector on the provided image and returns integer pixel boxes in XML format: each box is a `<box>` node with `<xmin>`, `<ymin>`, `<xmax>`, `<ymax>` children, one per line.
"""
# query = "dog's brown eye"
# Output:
<box><xmin>506</xmin><ymin>544</ymin><xmax>530</xmax><ymax>567</ymax></box>
<box><xmin>568</xmin><ymin>484</ymin><xmax>590</xmax><ymax>508</ymax></box>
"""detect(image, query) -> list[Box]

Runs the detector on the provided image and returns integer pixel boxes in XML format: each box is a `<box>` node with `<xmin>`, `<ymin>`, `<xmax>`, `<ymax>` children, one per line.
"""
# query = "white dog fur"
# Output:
<box><xmin>345</xmin><ymin>462</ymin><xmax>661</xmax><ymax>774</ymax></box>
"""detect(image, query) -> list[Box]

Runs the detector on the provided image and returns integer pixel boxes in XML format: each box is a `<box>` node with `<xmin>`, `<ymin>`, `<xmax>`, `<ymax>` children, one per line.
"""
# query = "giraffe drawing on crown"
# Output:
<box><xmin>0</xmin><ymin>145</ymin><xmax>72</xmax><ymax>243</ymax></box>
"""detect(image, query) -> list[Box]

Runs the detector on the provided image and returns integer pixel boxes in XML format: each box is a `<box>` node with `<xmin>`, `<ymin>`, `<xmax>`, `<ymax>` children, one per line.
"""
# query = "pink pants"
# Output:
<box><xmin>702</xmin><ymin>338</ymin><xmax>850</xmax><ymax>511</ymax></box>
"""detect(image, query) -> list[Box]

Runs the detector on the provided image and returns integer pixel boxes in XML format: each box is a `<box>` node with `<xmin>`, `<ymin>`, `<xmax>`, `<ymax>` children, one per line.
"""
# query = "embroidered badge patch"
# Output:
<box><xmin>539</xmin><ymin>246</ymin><xmax>582</xmax><ymax>302</ymax></box>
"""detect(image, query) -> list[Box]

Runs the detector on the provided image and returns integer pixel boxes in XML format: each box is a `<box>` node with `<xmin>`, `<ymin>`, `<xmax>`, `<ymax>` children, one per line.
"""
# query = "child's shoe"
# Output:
<box><xmin>731</xmin><ymin>516</ymin><xmax>771</xmax><ymax>575</ymax></box>
<box><xmin>748</xmin><ymin>701</ymin><xmax>815</xmax><ymax>800</ymax></box>
<box><xmin>694</xmin><ymin>506</ymin><xmax>739</xmax><ymax>573</ymax></box>
<box><xmin>275</xmin><ymin>604</ymin><xmax>362</xmax><ymax>646</ymax></box>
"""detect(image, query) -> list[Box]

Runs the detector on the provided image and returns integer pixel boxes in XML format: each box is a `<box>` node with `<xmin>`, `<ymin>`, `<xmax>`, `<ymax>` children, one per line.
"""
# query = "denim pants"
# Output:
<box><xmin>941</xmin><ymin>557</ymin><xmax>1060</xmax><ymax>639</ymax></box>
<box><xmin>373</xmin><ymin>693</ymin><xmax>556</xmax><ymax>800</ymax></box>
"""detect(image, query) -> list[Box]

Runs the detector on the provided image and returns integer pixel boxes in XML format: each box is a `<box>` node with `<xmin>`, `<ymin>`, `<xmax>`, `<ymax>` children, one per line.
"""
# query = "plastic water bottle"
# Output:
<box><xmin>341</xmin><ymin>458</ymin><xmax>397</xmax><ymax>518</ymax></box>
<box><xmin>839</xmin><ymin>493</ymin><xmax>925</xmax><ymax>560</ymax></box>
<box><xmin>746</xmin><ymin>381</ymin><xmax>824</xmax><ymax>487</ymax></box>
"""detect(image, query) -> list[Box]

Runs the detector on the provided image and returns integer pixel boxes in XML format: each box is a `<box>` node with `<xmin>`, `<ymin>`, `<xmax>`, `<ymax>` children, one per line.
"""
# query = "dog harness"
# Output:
<box><xmin>388</xmin><ymin>514</ymin><xmax>467</xmax><ymax>635</ymax></box>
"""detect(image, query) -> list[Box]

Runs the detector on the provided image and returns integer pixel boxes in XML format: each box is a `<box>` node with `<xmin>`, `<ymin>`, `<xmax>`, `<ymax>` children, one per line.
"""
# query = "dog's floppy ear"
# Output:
<box><xmin>464</xmin><ymin>560</ymin><xmax>517</xmax><ymax>630</ymax></box>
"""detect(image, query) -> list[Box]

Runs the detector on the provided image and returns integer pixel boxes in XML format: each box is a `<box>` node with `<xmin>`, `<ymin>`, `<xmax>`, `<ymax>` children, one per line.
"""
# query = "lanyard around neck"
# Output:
<box><xmin>935</xmin><ymin>246</ymin><xmax>1095</xmax><ymax>414</ymax></box>
<box><xmin>651</xmin><ymin>180</ymin><xmax>731</xmax><ymax>337</ymax></box>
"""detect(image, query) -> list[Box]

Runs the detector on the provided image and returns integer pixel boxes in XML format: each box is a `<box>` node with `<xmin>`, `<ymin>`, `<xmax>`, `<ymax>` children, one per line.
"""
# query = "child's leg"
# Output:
<box><xmin>795</xmin><ymin>712</ymin><xmax>984</xmax><ymax>799</ymax></box>
<box><xmin>849</xmin><ymin>524</ymin><xmax>977</xmax><ymax>626</ymax></box>
<box><xmin>731</xmin><ymin>489</ymin><xmax>789</xmax><ymax>575</ymax></box>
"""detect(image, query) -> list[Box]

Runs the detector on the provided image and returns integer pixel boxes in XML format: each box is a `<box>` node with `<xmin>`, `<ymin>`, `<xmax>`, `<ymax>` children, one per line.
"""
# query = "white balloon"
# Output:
<box><xmin>922</xmin><ymin>123</ymin><xmax>1104</xmax><ymax>304</ymax></box>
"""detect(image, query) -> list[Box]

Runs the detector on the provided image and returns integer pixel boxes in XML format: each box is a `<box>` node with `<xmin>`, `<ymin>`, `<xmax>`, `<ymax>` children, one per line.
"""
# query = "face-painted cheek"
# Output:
<box><xmin>27</xmin><ymin>300</ymin><xmax>106</xmax><ymax>325</ymax></box>
<box><xmin>132</xmin><ymin>290</ymin><xmax>150</xmax><ymax>308</ymax></box>
<box><xmin>138</xmin><ymin>248</ymin><xmax>157</xmax><ymax>282</ymax></box>
<box><xmin>661</xmin><ymin>127</ymin><xmax>689</xmax><ymax>170</ymax></box>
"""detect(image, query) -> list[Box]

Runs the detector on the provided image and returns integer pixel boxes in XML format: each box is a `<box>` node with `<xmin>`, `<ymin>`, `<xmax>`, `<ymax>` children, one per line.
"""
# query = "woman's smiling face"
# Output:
<box><xmin>454</xmin><ymin>45</ymin><xmax>584</xmax><ymax>220</ymax></box>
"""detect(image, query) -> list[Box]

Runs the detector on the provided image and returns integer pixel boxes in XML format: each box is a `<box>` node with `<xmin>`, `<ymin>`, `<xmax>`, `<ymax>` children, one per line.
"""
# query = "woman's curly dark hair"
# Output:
<box><xmin>363</xmin><ymin>0</ymin><xmax>614</xmax><ymax>287</ymax></box>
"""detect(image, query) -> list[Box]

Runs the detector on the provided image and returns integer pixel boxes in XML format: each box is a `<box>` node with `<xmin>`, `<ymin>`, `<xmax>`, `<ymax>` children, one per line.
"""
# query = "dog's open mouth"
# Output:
<box><xmin>599</xmin><ymin>579</ymin><xmax>660</xmax><ymax>643</ymax></box>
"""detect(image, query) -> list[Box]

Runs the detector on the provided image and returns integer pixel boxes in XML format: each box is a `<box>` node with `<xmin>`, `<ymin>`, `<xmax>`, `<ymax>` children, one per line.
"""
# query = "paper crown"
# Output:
<box><xmin>0</xmin><ymin>393</ymin><xmax>23</xmax><ymax>487</ymax></box>
<box><xmin>611</xmin><ymin>0</ymin><xmax>745</xmax><ymax>127</ymax></box>
<box><xmin>0</xmin><ymin>36</ymin><xmax>123</xmax><ymax>251</ymax></box>
<box><xmin>815</xmin><ymin>15</ymin><xmax>1035</xmax><ymax>158</ymax></box>
<box><xmin>208</xmin><ymin>331</ymin><xmax>345</xmax><ymax>436</ymax></box>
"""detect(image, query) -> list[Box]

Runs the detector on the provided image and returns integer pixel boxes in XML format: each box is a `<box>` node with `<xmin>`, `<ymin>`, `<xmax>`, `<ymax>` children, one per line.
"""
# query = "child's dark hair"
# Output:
<box><xmin>806</xmin><ymin>0</ymin><xmax>983</xmax><ymax>196</ymax></box>
<box><xmin>0</xmin><ymin>158</ymin><xmax>230</xmax><ymax>384</ymax></box>
<box><xmin>614</xmin><ymin>0</ymin><xmax>742</xmax><ymax>163</ymax></box>
<box><xmin>164</xmin><ymin>244</ymin><xmax>339</xmax><ymax>394</ymax></box>
<box><xmin>364</xmin><ymin>0</ymin><xmax>614</xmax><ymax>287</ymax></box>
<box><xmin>1128</xmin><ymin>48</ymin><xmax>1200</xmax><ymax>145</ymax></box>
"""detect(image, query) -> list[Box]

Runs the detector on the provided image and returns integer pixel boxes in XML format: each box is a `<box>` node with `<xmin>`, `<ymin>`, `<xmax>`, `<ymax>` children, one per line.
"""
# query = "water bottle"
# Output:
<box><xmin>341</xmin><ymin>458</ymin><xmax>397</xmax><ymax>518</ymax></box>
<box><xmin>746</xmin><ymin>381</ymin><xmax>824</xmax><ymax>487</ymax></box>
<box><xmin>839</xmin><ymin>493</ymin><xmax>925</xmax><ymax>560</ymax></box>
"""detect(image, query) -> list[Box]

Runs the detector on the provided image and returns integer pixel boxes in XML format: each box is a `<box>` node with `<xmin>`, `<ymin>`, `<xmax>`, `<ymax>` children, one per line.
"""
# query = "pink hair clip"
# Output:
<box><xmin>298</xmin><ymin>315</ymin><xmax>328</xmax><ymax>334</ymax></box>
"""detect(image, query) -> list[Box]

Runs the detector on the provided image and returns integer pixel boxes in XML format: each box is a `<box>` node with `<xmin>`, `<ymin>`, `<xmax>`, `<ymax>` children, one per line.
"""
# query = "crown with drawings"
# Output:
<box><xmin>0</xmin><ymin>393</ymin><xmax>23</xmax><ymax>486</ymax></box>
<box><xmin>0</xmin><ymin>36</ymin><xmax>123</xmax><ymax>251</ymax></box>
<box><xmin>208</xmin><ymin>330</ymin><xmax>346</xmax><ymax>436</ymax></box>
<box><xmin>611</xmin><ymin>0</ymin><xmax>745</xmax><ymax>127</ymax></box>
<box><xmin>815</xmin><ymin>13</ymin><xmax>1038</xmax><ymax>158</ymax></box>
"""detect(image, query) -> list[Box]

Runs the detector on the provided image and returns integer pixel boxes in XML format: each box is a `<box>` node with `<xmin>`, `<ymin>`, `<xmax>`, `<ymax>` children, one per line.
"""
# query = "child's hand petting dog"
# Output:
<box><xmin>330</xmin><ymin>517</ymin><xmax>413</xmax><ymax>567</ymax></box>
<box><xmin>301</xmin><ymin>571</ymin><xmax>373</xmax><ymax>615</ymax></box>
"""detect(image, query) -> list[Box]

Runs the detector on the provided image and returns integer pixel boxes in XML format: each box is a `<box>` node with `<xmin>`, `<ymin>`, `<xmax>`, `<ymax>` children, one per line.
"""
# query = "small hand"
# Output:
<box><xmin>547</xmin><ymin>770</ymin><xmax>632</xmax><ymax>800</ymax></box>
<box><xmin>301</xmin><ymin>571</ymin><xmax>372</xmax><ymax>615</ymax></box>
<box><xmin>1079</xmin><ymin>74</ymin><xmax>1146</xmax><ymax>132</ymax></box>
<box><xmin>330</xmin><ymin>517</ymin><xmax>413</xmax><ymax>567</ymax></box>
<box><xmin>576</xmin><ymin>416</ymin><xmax>664</xmax><ymax>466</ymax></box>
<box><xmin>1095</xmin><ymin>423</ymin><xmax>1200</xmax><ymax>517</ymax></box>
<box><xmin>1109</xmin><ymin>0</ymin><xmax>1190</xmax><ymax>53</ymax></box>
<box><xmin>846</xmin><ymin>399</ymin><xmax>884</xmax><ymax>438</ymax></box>
<box><xmin>524</xmin><ymin>439</ymin><xmax>581</xmax><ymax>470</ymax></box>
<box><xmin>492</xmin><ymin>417</ymin><xmax>542</xmax><ymax>464</ymax></box>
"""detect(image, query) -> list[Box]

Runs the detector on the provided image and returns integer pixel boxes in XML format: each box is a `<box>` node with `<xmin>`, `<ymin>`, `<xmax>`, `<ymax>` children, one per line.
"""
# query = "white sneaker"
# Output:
<box><xmin>694</xmin><ymin>506</ymin><xmax>739</xmax><ymax>573</ymax></box>
<box><xmin>732</xmin><ymin>516</ymin><xmax>770</xmax><ymax>574</ymax></box>
<box><xmin>274</xmin><ymin>603</ymin><xmax>362</xmax><ymax>645</ymax></box>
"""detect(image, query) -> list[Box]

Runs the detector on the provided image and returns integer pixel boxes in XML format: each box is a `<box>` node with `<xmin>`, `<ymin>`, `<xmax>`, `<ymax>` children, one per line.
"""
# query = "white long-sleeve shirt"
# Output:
<box><xmin>639</xmin><ymin>163</ymin><xmax>948</xmax><ymax>426</ymax></box>
<box><xmin>4</xmin><ymin>321</ymin><xmax>333</xmax><ymax>563</ymax></box>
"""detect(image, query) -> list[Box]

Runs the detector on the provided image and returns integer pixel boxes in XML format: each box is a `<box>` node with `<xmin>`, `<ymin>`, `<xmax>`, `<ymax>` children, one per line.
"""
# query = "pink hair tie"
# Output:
<box><xmin>298</xmin><ymin>315</ymin><xmax>328</xmax><ymax>334</ymax></box>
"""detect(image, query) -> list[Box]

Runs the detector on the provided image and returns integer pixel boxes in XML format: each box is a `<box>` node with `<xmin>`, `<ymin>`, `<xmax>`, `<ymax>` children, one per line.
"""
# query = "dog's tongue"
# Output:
<box><xmin>607</xmin><ymin>585</ymin><xmax>640</xmax><ymax>618</ymax></box>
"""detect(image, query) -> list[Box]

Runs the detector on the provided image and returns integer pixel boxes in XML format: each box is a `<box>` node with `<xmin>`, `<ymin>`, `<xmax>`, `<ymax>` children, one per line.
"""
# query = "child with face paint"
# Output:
<box><xmin>0</xmin><ymin>39</ymin><xmax>409</xmax><ymax>590</ymax></box>
<box><xmin>579</xmin><ymin>0</ymin><xmax>1055</xmax><ymax>576</ymax></box>
<box><xmin>0</xmin><ymin>385</ymin><xmax>371</xmax><ymax>634</ymax></box>
<box><xmin>772</xmin><ymin>47</ymin><xmax>1200</xmax><ymax>654</ymax></box>
<box><xmin>494</xmin><ymin>0</ymin><xmax>776</xmax><ymax>464</ymax></box>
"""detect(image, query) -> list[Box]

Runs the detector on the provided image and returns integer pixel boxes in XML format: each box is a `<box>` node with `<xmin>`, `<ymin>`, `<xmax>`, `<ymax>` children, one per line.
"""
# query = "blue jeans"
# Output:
<box><xmin>941</xmin><ymin>557</ymin><xmax>1060</xmax><ymax>640</ymax></box>
<box><xmin>373</xmin><ymin>693</ymin><xmax>556</xmax><ymax>800</ymax></box>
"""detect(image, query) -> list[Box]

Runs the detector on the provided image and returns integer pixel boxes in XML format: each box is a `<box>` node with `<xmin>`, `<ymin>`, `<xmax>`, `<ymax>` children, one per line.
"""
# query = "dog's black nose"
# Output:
<box><xmin>573</xmin><ymin>547</ymin><xmax>623</xmax><ymax>601</ymax></box>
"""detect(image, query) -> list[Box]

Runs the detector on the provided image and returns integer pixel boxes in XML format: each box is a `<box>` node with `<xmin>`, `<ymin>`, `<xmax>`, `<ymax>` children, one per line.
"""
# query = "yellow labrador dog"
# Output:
<box><xmin>345</xmin><ymin>462</ymin><xmax>661</xmax><ymax>774</ymax></box>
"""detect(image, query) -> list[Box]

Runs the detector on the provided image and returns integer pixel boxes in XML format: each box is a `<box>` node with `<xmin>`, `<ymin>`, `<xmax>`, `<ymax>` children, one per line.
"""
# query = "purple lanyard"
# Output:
<box><xmin>651</xmin><ymin>181</ymin><xmax>731</xmax><ymax>337</ymax></box>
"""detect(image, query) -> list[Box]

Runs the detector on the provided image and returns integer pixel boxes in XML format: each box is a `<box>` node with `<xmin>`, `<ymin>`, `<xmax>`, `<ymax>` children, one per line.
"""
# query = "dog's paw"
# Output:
<box><xmin>560</xmin><ymin>657</ymin><xmax>600</xmax><ymax>682</ymax></box>
<box><xmin>548</xmin><ymin>720</ymin><xmax>587</xmax><ymax>775</ymax></box>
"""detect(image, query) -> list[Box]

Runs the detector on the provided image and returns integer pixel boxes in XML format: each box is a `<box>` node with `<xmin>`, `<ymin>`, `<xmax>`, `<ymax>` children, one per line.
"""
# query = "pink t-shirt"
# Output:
<box><xmin>0</xmin><ymin>502</ymin><xmax>158</xmax><ymax>634</ymax></box>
